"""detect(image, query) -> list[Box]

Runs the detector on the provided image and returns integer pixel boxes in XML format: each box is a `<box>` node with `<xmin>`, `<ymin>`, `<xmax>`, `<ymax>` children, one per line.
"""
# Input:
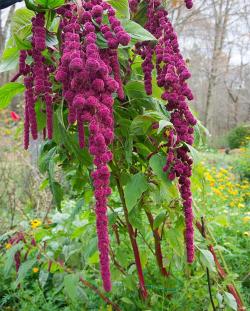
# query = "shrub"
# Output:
<box><xmin>227</xmin><ymin>124</ymin><xmax>250</xmax><ymax>149</ymax></box>
<box><xmin>233</xmin><ymin>143</ymin><xmax>250</xmax><ymax>180</ymax></box>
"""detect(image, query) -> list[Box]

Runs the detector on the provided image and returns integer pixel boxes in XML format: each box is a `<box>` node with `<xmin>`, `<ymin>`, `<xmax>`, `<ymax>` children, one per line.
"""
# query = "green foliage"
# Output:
<box><xmin>227</xmin><ymin>124</ymin><xmax>250</xmax><ymax>149</ymax></box>
<box><xmin>233</xmin><ymin>143</ymin><xmax>250</xmax><ymax>180</ymax></box>
<box><xmin>124</xmin><ymin>172</ymin><xmax>148</xmax><ymax>211</ymax></box>
<box><xmin>11</xmin><ymin>8</ymin><xmax>35</xmax><ymax>47</ymax></box>
<box><xmin>0</xmin><ymin>83</ymin><xmax>25</xmax><ymax>110</ymax></box>
<box><xmin>108</xmin><ymin>0</ymin><xmax>130</xmax><ymax>18</ymax></box>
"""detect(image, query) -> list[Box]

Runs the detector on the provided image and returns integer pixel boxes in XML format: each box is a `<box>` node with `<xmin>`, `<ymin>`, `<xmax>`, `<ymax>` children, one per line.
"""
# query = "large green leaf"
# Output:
<box><xmin>34</xmin><ymin>0</ymin><xmax>65</xmax><ymax>9</ymax></box>
<box><xmin>223</xmin><ymin>292</ymin><xmax>237</xmax><ymax>311</ymax></box>
<box><xmin>124</xmin><ymin>172</ymin><xmax>148</xmax><ymax>211</ymax></box>
<box><xmin>0</xmin><ymin>83</ymin><xmax>25</xmax><ymax>110</ymax></box>
<box><xmin>11</xmin><ymin>8</ymin><xmax>35</xmax><ymax>43</ymax></box>
<box><xmin>125</xmin><ymin>80</ymin><xmax>147</xmax><ymax>99</ymax></box>
<box><xmin>0</xmin><ymin>47</ymin><xmax>19</xmax><ymax>73</ymax></box>
<box><xmin>48</xmin><ymin>148</ymin><xmax>64</xmax><ymax>210</ymax></box>
<box><xmin>149</xmin><ymin>154</ymin><xmax>178</xmax><ymax>198</ymax></box>
<box><xmin>149</xmin><ymin>154</ymin><xmax>167</xmax><ymax>183</ymax></box>
<box><xmin>108</xmin><ymin>0</ymin><xmax>129</xmax><ymax>18</ymax></box>
<box><xmin>199</xmin><ymin>249</ymin><xmax>216</xmax><ymax>273</ymax></box>
<box><xmin>63</xmin><ymin>274</ymin><xmax>79</xmax><ymax>303</ymax></box>
<box><xmin>130</xmin><ymin>115</ymin><xmax>154</xmax><ymax>135</ymax></box>
<box><xmin>121</xmin><ymin>19</ymin><xmax>156</xmax><ymax>44</ymax></box>
<box><xmin>14</xmin><ymin>259</ymin><xmax>37</xmax><ymax>288</ymax></box>
<box><xmin>35</xmin><ymin>100</ymin><xmax>46</xmax><ymax>131</ymax></box>
<box><xmin>39</xmin><ymin>270</ymin><xmax>49</xmax><ymax>288</ymax></box>
<box><xmin>153</xmin><ymin>212</ymin><xmax>166</xmax><ymax>229</ymax></box>
<box><xmin>4</xmin><ymin>243</ymin><xmax>23</xmax><ymax>277</ymax></box>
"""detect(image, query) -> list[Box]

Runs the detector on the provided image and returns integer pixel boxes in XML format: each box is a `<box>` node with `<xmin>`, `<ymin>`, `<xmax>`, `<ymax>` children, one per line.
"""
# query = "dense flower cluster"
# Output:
<box><xmin>20</xmin><ymin>13</ymin><xmax>54</xmax><ymax>148</ymax></box>
<box><xmin>135</xmin><ymin>0</ymin><xmax>196</xmax><ymax>263</ymax></box>
<box><xmin>55</xmin><ymin>0</ymin><xmax>130</xmax><ymax>291</ymax></box>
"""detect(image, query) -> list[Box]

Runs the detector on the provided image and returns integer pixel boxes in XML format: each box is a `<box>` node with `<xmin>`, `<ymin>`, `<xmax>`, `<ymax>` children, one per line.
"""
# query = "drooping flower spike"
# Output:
<box><xmin>135</xmin><ymin>0</ymin><xmax>196</xmax><ymax>263</ymax></box>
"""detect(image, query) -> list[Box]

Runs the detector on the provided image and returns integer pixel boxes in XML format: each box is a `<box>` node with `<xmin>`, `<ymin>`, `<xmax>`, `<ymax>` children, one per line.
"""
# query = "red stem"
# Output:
<box><xmin>146</xmin><ymin>211</ymin><xmax>169</xmax><ymax>277</ymax></box>
<box><xmin>79</xmin><ymin>277</ymin><xmax>121</xmax><ymax>311</ymax></box>
<box><xmin>115</xmin><ymin>176</ymin><xmax>148</xmax><ymax>300</ymax></box>
<box><xmin>10</xmin><ymin>72</ymin><xmax>22</xmax><ymax>82</ymax></box>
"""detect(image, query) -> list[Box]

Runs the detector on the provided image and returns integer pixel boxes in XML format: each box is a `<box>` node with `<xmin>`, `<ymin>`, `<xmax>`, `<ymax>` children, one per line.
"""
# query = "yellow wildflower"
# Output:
<box><xmin>219</xmin><ymin>168</ymin><xmax>228</xmax><ymax>174</ymax></box>
<box><xmin>243</xmin><ymin>232</ymin><xmax>250</xmax><ymax>237</ymax></box>
<box><xmin>33</xmin><ymin>267</ymin><xmax>39</xmax><ymax>273</ymax></box>
<box><xmin>243</xmin><ymin>216</ymin><xmax>250</xmax><ymax>223</ymax></box>
<box><xmin>241</xmin><ymin>185</ymin><xmax>249</xmax><ymax>190</ymax></box>
<box><xmin>238</xmin><ymin>203</ymin><xmax>245</xmax><ymax>208</ymax></box>
<box><xmin>211</xmin><ymin>188</ymin><xmax>222</xmax><ymax>196</ymax></box>
<box><xmin>30</xmin><ymin>219</ymin><xmax>42</xmax><ymax>229</ymax></box>
<box><xmin>5</xmin><ymin>243</ymin><xmax>12</xmax><ymax>249</ymax></box>
<box><xmin>228</xmin><ymin>189</ymin><xmax>238</xmax><ymax>195</ymax></box>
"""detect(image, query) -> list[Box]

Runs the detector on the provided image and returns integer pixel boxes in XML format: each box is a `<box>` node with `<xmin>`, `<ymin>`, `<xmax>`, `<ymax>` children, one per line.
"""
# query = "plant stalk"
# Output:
<box><xmin>115</xmin><ymin>175</ymin><xmax>148</xmax><ymax>300</ymax></box>
<box><xmin>145</xmin><ymin>211</ymin><xmax>169</xmax><ymax>277</ymax></box>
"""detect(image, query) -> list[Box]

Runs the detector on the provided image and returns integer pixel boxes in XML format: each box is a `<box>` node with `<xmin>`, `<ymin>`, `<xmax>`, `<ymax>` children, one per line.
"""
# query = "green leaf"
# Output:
<box><xmin>11</xmin><ymin>8</ymin><xmax>35</xmax><ymax>42</ymax></box>
<box><xmin>0</xmin><ymin>47</ymin><xmax>19</xmax><ymax>73</ymax></box>
<box><xmin>13</xmin><ymin>34</ymin><xmax>32</xmax><ymax>50</ymax></box>
<box><xmin>183</xmin><ymin>143</ymin><xmax>200</xmax><ymax>165</ymax></box>
<box><xmin>223</xmin><ymin>292</ymin><xmax>237</xmax><ymax>311</ymax></box>
<box><xmin>46</xmin><ymin>33</ymin><xmax>58</xmax><ymax>48</ymax></box>
<box><xmin>153</xmin><ymin>212</ymin><xmax>166</xmax><ymax>229</ymax></box>
<box><xmin>216</xmin><ymin>292</ymin><xmax>223</xmax><ymax>308</ymax></box>
<box><xmin>121</xmin><ymin>19</ymin><xmax>156</xmax><ymax>44</ymax></box>
<box><xmin>14</xmin><ymin>259</ymin><xmax>37</xmax><ymax>288</ymax></box>
<box><xmin>35</xmin><ymin>100</ymin><xmax>46</xmax><ymax>131</ymax></box>
<box><xmin>4</xmin><ymin>243</ymin><xmax>23</xmax><ymax>277</ymax></box>
<box><xmin>108</xmin><ymin>0</ymin><xmax>129</xmax><ymax>18</ymax></box>
<box><xmin>53</xmin><ymin>111</ymin><xmax>92</xmax><ymax>166</ymax></box>
<box><xmin>50</xmin><ymin>181</ymin><xmax>64</xmax><ymax>210</ymax></box>
<box><xmin>125</xmin><ymin>80</ymin><xmax>147</xmax><ymax>99</ymax></box>
<box><xmin>157</xmin><ymin>120</ymin><xmax>173</xmax><ymax>134</ymax></box>
<box><xmin>199</xmin><ymin>249</ymin><xmax>216</xmax><ymax>273</ymax></box>
<box><xmin>130</xmin><ymin>115</ymin><xmax>153</xmax><ymax>135</ymax></box>
<box><xmin>84</xmin><ymin>237</ymin><xmax>98</xmax><ymax>260</ymax></box>
<box><xmin>39</xmin><ymin>270</ymin><xmax>49</xmax><ymax>288</ymax></box>
<box><xmin>149</xmin><ymin>154</ymin><xmax>167</xmax><ymax>184</ymax></box>
<box><xmin>124</xmin><ymin>173</ymin><xmax>148</xmax><ymax>211</ymax></box>
<box><xmin>165</xmin><ymin>226</ymin><xmax>184</xmax><ymax>256</ymax></box>
<box><xmin>121</xmin><ymin>297</ymin><xmax>134</xmax><ymax>305</ymax></box>
<box><xmin>34</xmin><ymin>0</ymin><xmax>65</xmax><ymax>8</ymax></box>
<box><xmin>125</xmin><ymin>134</ymin><xmax>133</xmax><ymax>164</ymax></box>
<box><xmin>64</xmin><ymin>274</ymin><xmax>79</xmax><ymax>303</ymax></box>
<box><xmin>0</xmin><ymin>83</ymin><xmax>25</xmax><ymax>110</ymax></box>
<box><xmin>149</xmin><ymin>154</ymin><xmax>178</xmax><ymax>198</ymax></box>
<box><xmin>129</xmin><ymin>207</ymin><xmax>143</xmax><ymax>230</ymax></box>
